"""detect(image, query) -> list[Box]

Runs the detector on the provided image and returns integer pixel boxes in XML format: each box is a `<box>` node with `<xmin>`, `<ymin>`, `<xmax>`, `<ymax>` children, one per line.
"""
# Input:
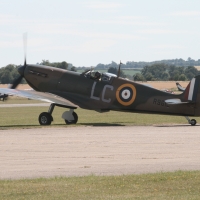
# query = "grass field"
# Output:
<box><xmin>0</xmin><ymin>171</ymin><xmax>200</xmax><ymax>200</ymax></box>
<box><xmin>1</xmin><ymin>99</ymin><xmax>200</xmax><ymax>199</ymax></box>
<box><xmin>0</xmin><ymin>101</ymin><xmax>197</xmax><ymax>128</ymax></box>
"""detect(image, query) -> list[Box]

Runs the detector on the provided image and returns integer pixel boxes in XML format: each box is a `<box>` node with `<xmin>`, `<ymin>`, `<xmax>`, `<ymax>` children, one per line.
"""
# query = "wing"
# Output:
<box><xmin>0</xmin><ymin>88</ymin><xmax>78</xmax><ymax>109</ymax></box>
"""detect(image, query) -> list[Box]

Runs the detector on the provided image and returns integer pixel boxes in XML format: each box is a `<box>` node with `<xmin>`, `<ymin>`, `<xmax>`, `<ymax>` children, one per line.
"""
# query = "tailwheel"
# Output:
<box><xmin>38</xmin><ymin>112</ymin><xmax>53</xmax><ymax>125</ymax></box>
<box><xmin>65</xmin><ymin>112</ymin><xmax>78</xmax><ymax>125</ymax></box>
<box><xmin>185</xmin><ymin>116</ymin><xmax>197</xmax><ymax>126</ymax></box>
<box><xmin>190</xmin><ymin>119</ymin><xmax>196</xmax><ymax>126</ymax></box>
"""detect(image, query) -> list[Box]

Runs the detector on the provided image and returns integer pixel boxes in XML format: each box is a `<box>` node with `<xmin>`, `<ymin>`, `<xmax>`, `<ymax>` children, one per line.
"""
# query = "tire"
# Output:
<box><xmin>190</xmin><ymin>119</ymin><xmax>196</xmax><ymax>126</ymax></box>
<box><xmin>38</xmin><ymin>112</ymin><xmax>52</xmax><ymax>125</ymax></box>
<box><xmin>65</xmin><ymin>112</ymin><xmax>78</xmax><ymax>125</ymax></box>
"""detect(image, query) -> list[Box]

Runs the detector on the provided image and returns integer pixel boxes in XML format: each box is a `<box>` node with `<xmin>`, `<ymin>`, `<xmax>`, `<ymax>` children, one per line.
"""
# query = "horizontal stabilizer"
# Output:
<box><xmin>165</xmin><ymin>99</ymin><xmax>189</xmax><ymax>104</ymax></box>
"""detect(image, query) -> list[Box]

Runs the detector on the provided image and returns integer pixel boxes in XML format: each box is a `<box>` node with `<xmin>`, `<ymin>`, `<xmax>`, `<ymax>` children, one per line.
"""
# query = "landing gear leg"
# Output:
<box><xmin>185</xmin><ymin>116</ymin><xmax>197</xmax><ymax>126</ymax></box>
<box><xmin>38</xmin><ymin>103</ymin><xmax>55</xmax><ymax>125</ymax></box>
<box><xmin>62</xmin><ymin>109</ymin><xmax>78</xmax><ymax>125</ymax></box>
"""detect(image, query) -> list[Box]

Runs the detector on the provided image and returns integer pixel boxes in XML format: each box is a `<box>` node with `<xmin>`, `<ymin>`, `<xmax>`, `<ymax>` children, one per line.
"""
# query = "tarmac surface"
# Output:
<box><xmin>0</xmin><ymin>126</ymin><xmax>200</xmax><ymax>179</ymax></box>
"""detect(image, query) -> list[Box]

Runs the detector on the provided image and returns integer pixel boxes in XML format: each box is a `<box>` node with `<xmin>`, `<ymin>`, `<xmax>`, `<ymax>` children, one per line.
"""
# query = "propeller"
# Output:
<box><xmin>10</xmin><ymin>33</ymin><xmax>27</xmax><ymax>89</ymax></box>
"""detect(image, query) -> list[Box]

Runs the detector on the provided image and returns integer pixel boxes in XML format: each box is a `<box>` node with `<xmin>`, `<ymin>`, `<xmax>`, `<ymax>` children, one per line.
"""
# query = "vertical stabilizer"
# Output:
<box><xmin>183</xmin><ymin>76</ymin><xmax>200</xmax><ymax>102</ymax></box>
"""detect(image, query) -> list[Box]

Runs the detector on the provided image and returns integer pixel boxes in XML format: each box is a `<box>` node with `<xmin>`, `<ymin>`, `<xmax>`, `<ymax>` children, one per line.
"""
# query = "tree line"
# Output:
<box><xmin>0</xmin><ymin>60</ymin><xmax>199</xmax><ymax>84</ymax></box>
<box><xmin>92</xmin><ymin>58</ymin><xmax>200</xmax><ymax>70</ymax></box>
<box><xmin>133</xmin><ymin>64</ymin><xmax>199</xmax><ymax>81</ymax></box>
<box><xmin>0</xmin><ymin>60</ymin><xmax>76</xmax><ymax>84</ymax></box>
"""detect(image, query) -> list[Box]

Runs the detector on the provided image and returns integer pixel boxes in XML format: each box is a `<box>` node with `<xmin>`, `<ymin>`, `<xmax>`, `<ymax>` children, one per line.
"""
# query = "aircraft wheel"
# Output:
<box><xmin>39</xmin><ymin>112</ymin><xmax>52</xmax><ymax>125</ymax></box>
<box><xmin>190</xmin><ymin>119</ymin><xmax>196</xmax><ymax>126</ymax></box>
<box><xmin>65</xmin><ymin>112</ymin><xmax>78</xmax><ymax>125</ymax></box>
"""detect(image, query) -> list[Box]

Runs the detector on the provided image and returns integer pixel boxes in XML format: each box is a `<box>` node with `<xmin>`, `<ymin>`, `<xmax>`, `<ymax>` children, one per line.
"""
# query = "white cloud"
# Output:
<box><xmin>0</xmin><ymin>14</ymin><xmax>15</xmax><ymax>25</ymax></box>
<box><xmin>31</xmin><ymin>21</ymin><xmax>146</xmax><ymax>40</ymax></box>
<box><xmin>74</xmin><ymin>18</ymin><xmax>162</xmax><ymax>26</ymax></box>
<box><xmin>32</xmin><ymin>39</ymin><xmax>116</xmax><ymax>54</ymax></box>
<box><xmin>0</xmin><ymin>38</ymin><xmax>49</xmax><ymax>48</ymax></box>
<box><xmin>170</xmin><ymin>11</ymin><xmax>200</xmax><ymax>16</ymax></box>
<box><xmin>82</xmin><ymin>1</ymin><xmax>124</xmax><ymax>12</ymax></box>
<box><xmin>83</xmin><ymin>1</ymin><xmax>123</xmax><ymax>9</ymax></box>
<box><xmin>151</xmin><ymin>44</ymin><xmax>185</xmax><ymax>50</ymax></box>
<box><xmin>137</xmin><ymin>29</ymin><xmax>196</xmax><ymax>35</ymax></box>
<box><xmin>71</xmin><ymin>39</ymin><xmax>116</xmax><ymax>53</ymax></box>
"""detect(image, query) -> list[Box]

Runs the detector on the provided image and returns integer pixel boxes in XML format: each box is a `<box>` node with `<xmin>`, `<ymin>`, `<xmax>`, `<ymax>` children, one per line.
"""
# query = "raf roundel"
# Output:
<box><xmin>116</xmin><ymin>84</ymin><xmax>136</xmax><ymax>106</ymax></box>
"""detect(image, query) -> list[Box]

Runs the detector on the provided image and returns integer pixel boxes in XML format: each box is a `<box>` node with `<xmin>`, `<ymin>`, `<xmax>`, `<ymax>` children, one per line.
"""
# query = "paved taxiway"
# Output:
<box><xmin>0</xmin><ymin>126</ymin><xmax>200</xmax><ymax>179</ymax></box>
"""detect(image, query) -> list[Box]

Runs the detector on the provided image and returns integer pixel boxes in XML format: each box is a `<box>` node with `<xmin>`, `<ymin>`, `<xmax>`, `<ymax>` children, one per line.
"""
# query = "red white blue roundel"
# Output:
<box><xmin>116</xmin><ymin>84</ymin><xmax>136</xmax><ymax>106</ymax></box>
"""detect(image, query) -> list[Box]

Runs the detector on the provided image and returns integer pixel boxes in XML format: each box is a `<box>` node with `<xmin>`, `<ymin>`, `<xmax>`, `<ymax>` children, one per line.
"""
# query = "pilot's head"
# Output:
<box><xmin>95</xmin><ymin>71</ymin><xmax>101</xmax><ymax>79</ymax></box>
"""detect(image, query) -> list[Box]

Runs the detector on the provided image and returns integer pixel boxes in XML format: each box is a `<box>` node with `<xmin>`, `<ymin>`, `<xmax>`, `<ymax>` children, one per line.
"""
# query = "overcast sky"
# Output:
<box><xmin>1</xmin><ymin>0</ymin><xmax>200</xmax><ymax>67</ymax></box>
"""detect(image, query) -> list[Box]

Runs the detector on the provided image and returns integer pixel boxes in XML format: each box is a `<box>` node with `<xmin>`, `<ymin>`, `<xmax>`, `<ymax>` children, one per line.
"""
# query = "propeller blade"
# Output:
<box><xmin>23</xmin><ymin>32</ymin><xmax>27</xmax><ymax>67</ymax></box>
<box><xmin>9</xmin><ymin>33</ymin><xmax>28</xmax><ymax>89</ymax></box>
<box><xmin>10</xmin><ymin>75</ymin><xmax>23</xmax><ymax>89</ymax></box>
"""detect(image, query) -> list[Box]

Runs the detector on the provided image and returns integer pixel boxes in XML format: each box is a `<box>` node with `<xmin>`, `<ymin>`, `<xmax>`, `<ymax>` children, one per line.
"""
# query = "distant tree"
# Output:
<box><xmin>96</xmin><ymin>63</ymin><xmax>106</xmax><ymax>69</ymax></box>
<box><xmin>40</xmin><ymin>60</ymin><xmax>68</xmax><ymax>70</ymax></box>
<box><xmin>134</xmin><ymin>73</ymin><xmax>145</xmax><ymax>81</ymax></box>
<box><xmin>185</xmin><ymin>66</ymin><xmax>199</xmax><ymax>79</ymax></box>
<box><xmin>179</xmin><ymin>74</ymin><xmax>187</xmax><ymax>81</ymax></box>
<box><xmin>40</xmin><ymin>60</ymin><xmax>50</xmax><ymax>65</ymax></box>
<box><xmin>0</xmin><ymin>70</ymin><xmax>13</xmax><ymax>84</ymax></box>
<box><xmin>108</xmin><ymin>67</ymin><xmax>117</xmax><ymax>75</ymax></box>
<box><xmin>107</xmin><ymin>67</ymin><xmax>126</xmax><ymax>78</ymax></box>
<box><xmin>145</xmin><ymin>72</ymin><xmax>153</xmax><ymax>81</ymax></box>
<box><xmin>141</xmin><ymin>63</ymin><xmax>167</xmax><ymax>80</ymax></box>
<box><xmin>108</xmin><ymin>61</ymin><xmax>118</xmax><ymax>68</ymax></box>
<box><xmin>59</xmin><ymin>61</ymin><xmax>68</xmax><ymax>69</ymax></box>
<box><xmin>161</xmin><ymin>72</ymin><xmax>170</xmax><ymax>81</ymax></box>
<box><xmin>70</xmin><ymin>66</ymin><xmax>77</xmax><ymax>72</ymax></box>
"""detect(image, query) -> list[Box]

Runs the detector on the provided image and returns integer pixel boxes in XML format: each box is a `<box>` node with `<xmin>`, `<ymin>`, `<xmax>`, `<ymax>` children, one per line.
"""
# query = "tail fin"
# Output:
<box><xmin>182</xmin><ymin>75</ymin><xmax>200</xmax><ymax>103</ymax></box>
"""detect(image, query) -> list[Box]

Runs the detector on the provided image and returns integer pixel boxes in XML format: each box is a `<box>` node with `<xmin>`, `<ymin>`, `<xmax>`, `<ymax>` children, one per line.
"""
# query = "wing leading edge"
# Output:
<box><xmin>0</xmin><ymin>88</ymin><xmax>78</xmax><ymax>109</ymax></box>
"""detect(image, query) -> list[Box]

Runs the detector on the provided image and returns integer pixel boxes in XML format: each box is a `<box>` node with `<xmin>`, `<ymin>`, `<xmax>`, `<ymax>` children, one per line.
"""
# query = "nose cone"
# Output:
<box><xmin>18</xmin><ymin>65</ymin><xmax>25</xmax><ymax>76</ymax></box>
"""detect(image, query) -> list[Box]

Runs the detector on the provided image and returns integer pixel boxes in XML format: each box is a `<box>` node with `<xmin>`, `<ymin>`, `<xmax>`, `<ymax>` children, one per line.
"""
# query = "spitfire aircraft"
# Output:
<box><xmin>0</xmin><ymin>59</ymin><xmax>199</xmax><ymax>126</ymax></box>
<box><xmin>0</xmin><ymin>36</ymin><xmax>199</xmax><ymax>126</ymax></box>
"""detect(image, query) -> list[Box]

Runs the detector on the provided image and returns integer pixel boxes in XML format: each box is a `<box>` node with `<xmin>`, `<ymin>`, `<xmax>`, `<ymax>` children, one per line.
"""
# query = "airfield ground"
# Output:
<box><xmin>0</xmin><ymin>81</ymin><xmax>198</xmax><ymax>180</ymax></box>
<box><xmin>0</xmin><ymin>81</ymin><xmax>199</xmax><ymax>199</ymax></box>
<box><xmin>1</xmin><ymin>126</ymin><xmax>200</xmax><ymax>179</ymax></box>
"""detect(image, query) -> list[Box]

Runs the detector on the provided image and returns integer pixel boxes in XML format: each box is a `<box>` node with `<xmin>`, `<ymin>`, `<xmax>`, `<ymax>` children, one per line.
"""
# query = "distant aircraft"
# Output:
<box><xmin>176</xmin><ymin>82</ymin><xmax>185</xmax><ymax>92</ymax></box>
<box><xmin>0</xmin><ymin>35</ymin><xmax>199</xmax><ymax>126</ymax></box>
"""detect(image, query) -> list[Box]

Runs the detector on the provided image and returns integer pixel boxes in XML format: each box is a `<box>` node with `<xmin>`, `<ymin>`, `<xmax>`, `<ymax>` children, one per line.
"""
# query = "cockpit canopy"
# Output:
<box><xmin>82</xmin><ymin>70</ymin><xmax>117</xmax><ymax>82</ymax></box>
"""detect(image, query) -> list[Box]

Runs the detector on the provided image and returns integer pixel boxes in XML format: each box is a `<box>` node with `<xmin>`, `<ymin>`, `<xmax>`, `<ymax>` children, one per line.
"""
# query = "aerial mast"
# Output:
<box><xmin>117</xmin><ymin>61</ymin><xmax>123</xmax><ymax>78</ymax></box>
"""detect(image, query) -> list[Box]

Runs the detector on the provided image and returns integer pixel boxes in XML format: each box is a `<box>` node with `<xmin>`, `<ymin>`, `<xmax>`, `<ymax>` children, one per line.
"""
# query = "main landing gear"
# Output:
<box><xmin>185</xmin><ymin>116</ymin><xmax>197</xmax><ymax>126</ymax></box>
<box><xmin>38</xmin><ymin>103</ymin><xmax>78</xmax><ymax>126</ymax></box>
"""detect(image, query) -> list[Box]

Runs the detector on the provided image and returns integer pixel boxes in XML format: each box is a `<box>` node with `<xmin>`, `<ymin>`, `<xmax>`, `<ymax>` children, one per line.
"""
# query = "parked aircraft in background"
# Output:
<box><xmin>176</xmin><ymin>82</ymin><xmax>185</xmax><ymax>92</ymax></box>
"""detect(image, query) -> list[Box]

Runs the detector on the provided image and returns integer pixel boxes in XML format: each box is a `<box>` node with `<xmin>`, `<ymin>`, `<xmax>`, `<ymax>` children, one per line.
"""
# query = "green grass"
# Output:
<box><xmin>0</xmin><ymin>104</ymin><xmax>197</xmax><ymax>129</ymax></box>
<box><xmin>0</xmin><ymin>96</ymin><xmax>198</xmax><ymax>128</ymax></box>
<box><xmin>0</xmin><ymin>171</ymin><xmax>200</xmax><ymax>200</ymax></box>
<box><xmin>0</xmin><ymin>100</ymin><xmax>199</xmax><ymax>199</ymax></box>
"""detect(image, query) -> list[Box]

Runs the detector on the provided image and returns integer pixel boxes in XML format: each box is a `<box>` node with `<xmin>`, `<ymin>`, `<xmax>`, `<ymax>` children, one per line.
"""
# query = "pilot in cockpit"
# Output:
<box><xmin>94</xmin><ymin>71</ymin><xmax>101</xmax><ymax>81</ymax></box>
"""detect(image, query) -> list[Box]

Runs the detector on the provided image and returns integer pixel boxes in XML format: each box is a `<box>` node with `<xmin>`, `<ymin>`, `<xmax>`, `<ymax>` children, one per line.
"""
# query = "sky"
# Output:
<box><xmin>1</xmin><ymin>0</ymin><xmax>200</xmax><ymax>67</ymax></box>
